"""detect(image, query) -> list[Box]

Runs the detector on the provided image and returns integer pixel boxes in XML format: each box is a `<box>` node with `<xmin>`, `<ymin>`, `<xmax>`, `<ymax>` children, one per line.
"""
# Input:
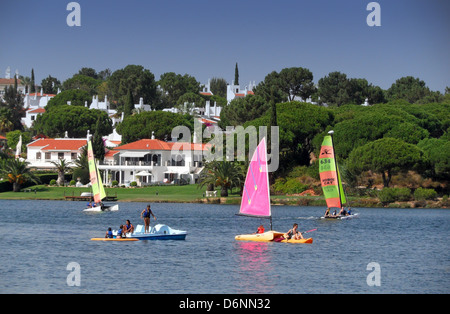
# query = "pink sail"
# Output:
<box><xmin>238</xmin><ymin>138</ymin><xmax>271</xmax><ymax>218</ymax></box>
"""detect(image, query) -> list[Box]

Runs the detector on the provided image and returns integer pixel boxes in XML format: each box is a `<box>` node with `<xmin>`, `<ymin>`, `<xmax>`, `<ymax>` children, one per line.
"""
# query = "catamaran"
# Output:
<box><xmin>319</xmin><ymin>131</ymin><xmax>358</xmax><ymax>220</ymax></box>
<box><xmin>235</xmin><ymin>138</ymin><xmax>313</xmax><ymax>243</ymax></box>
<box><xmin>83</xmin><ymin>140</ymin><xmax>119</xmax><ymax>212</ymax></box>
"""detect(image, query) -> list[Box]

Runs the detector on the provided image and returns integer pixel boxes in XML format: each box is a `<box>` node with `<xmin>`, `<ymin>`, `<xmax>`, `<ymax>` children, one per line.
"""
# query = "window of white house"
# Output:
<box><xmin>45</xmin><ymin>152</ymin><xmax>51</xmax><ymax>160</ymax></box>
<box><xmin>58</xmin><ymin>152</ymin><xmax>64</xmax><ymax>159</ymax></box>
<box><xmin>36</xmin><ymin>152</ymin><xmax>41</xmax><ymax>160</ymax></box>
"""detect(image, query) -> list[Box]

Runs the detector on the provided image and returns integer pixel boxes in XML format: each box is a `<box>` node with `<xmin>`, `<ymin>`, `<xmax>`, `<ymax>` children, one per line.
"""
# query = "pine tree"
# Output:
<box><xmin>234</xmin><ymin>63</ymin><xmax>239</xmax><ymax>85</ymax></box>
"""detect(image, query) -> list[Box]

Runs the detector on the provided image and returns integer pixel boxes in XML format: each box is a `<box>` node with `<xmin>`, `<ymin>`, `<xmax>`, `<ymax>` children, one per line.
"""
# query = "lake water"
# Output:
<box><xmin>0</xmin><ymin>200</ymin><xmax>448</xmax><ymax>294</ymax></box>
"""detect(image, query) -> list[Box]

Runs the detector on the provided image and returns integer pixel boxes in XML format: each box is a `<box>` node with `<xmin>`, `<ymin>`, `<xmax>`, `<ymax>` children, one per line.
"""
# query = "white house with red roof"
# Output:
<box><xmin>226</xmin><ymin>80</ymin><xmax>256</xmax><ymax>104</ymax></box>
<box><xmin>23</xmin><ymin>88</ymin><xmax>56</xmax><ymax>109</ymax></box>
<box><xmin>98</xmin><ymin>138</ymin><xmax>209</xmax><ymax>186</ymax></box>
<box><xmin>22</xmin><ymin>107</ymin><xmax>46</xmax><ymax>128</ymax></box>
<box><xmin>26</xmin><ymin>138</ymin><xmax>87</xmax><ymax>170</ymax></box>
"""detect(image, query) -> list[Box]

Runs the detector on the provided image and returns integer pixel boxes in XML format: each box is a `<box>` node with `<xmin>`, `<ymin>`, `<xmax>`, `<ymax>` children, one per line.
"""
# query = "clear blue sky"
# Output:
<box><xmin>1</xmin><ymin>0</ymin><xmax>448</xmax><ymax>92</ymax></box>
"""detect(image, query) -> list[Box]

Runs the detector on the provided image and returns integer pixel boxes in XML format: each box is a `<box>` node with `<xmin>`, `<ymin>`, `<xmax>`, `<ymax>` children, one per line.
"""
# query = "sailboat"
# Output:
<box><xmin>83</xmin><ymin>140</ymin><xmax>119</xmax><ymax>212</ymax></box>
<box><xmin>319</xmin><ymin>131</ymin><xmax>357</xmax><ymax>220</ymax></box>
<box><xmin>235</xmin><ymin>138</ymin><xmax>313</xmax><ymax>243</ymax></box>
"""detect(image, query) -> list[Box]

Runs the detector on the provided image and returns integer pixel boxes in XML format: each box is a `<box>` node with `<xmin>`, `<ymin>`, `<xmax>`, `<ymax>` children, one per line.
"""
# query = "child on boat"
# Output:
<box><xmin>105</xmin><ymin>227</ymin><xmax>113</xmax><ymax>239</ymax></box>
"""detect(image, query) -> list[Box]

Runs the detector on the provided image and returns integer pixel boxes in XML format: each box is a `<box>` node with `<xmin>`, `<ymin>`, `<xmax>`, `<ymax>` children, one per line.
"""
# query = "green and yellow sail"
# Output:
<box><xmin>87</xmin><ymin>140</ymin><xmax>106</xmax><ymax>203</ymax></box>
<box><xmin>319</xmin><ymin>134</ymin><xmax>346</xmax><ymax>209</ymax></box>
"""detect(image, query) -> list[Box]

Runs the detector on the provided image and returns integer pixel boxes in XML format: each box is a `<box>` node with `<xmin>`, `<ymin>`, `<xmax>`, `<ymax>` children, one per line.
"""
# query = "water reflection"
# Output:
<box><xmin>234</xmin><ymin>241</ymin><xmax>276</xmax><ymax>293</ymax></box>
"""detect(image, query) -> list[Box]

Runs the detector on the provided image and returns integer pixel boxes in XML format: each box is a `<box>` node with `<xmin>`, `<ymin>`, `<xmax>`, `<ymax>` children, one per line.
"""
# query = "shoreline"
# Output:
<box><xmin>0</xmin><ymin>190</ymin><xmax>447</xmax><ymax>209</ymax></box>
<box><xmin>0</xmin><ymin>185</ymin><xmax>447</xmax><ymax>208</ymax></box>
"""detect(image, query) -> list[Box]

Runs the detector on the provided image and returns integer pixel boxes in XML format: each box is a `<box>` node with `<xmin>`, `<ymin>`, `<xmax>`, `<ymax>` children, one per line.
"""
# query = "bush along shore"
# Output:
<box><xmin>0</xmin><ymin>184</ymin><xmax>448</xmax><ymax>208</ymax></box>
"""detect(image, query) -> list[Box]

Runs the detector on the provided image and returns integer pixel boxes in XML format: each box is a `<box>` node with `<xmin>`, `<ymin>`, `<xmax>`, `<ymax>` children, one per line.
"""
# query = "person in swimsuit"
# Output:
<box><xmin>141</xmin><ymin>205</ymin><xmax>156</xmax><ymax>233</ymax></box>
<box><xmin>124</xmin><ymin>220</ymin><xmax>134</xmax><ymax>234</ymax></box>
<box><xmin>284</xmin><ymin>223</ymin><xmax>304</xmax><ymax>240</ymax></box>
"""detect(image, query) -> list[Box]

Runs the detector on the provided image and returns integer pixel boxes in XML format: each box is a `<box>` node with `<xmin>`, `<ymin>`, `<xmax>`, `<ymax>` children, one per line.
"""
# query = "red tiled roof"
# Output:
<box><xmin>0</xmin><ymin>135</ymin><xmax>6</xmax><ymax>140</ymax></box>
<box><xmin>104</xmin><ymin>149</ymin><xmax>119</xmax><ymax>158</ymax></box>
<box><xmin>0</xmin><ymin>78</ymin><xmax>23</xmax><ymax>85</ymax></box>
<box><xmin>200</xmin><ymin>118</ymin><xmax>217</xmax><ymax>125</ymax></box>
<box><xmin>27</xmin><ymin>93</ymin><xmax>56</xmax><ymax>97</ymax></box>
<box><xmin>28</xmin><ymin>108</ymin><xmax>46</xmax><ymax>114</ymax></box>
<box><xmin>200</xmin><ymin>92</ymin><xmax>213</xmax><ymax>96</ymax></box>
<box><xmin>27</xmin><ymin>138</ymin><xmax>87</xmax><ymax>151</ymax></box>
<box><xmin>115</xmin><ymin>139</ymin><xmax>209</xmax><ymax>151</ymax></box>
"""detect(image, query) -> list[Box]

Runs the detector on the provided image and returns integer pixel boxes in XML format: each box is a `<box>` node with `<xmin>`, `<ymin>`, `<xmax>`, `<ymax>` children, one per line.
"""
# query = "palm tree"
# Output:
<box><xmin>0</xmin><ymin>158</ymin><xmax>40</xmax><ymax>192</ymax></box>
<box><xmin>50</xmin><ymin>159</ymin><xmax>72</xmax><ymax>186</ymax></box>
<box><xmin>198</xmin><ymin>160</ymin><xmax>244</xmax><ymax>197</ymax></box>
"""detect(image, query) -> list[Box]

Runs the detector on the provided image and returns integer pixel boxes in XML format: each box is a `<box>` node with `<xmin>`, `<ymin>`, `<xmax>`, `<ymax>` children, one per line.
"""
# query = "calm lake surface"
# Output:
<box><xmin>0</xmin><ymin>200</ymin><xmax>448</xmax><ymax>294</ymax></box>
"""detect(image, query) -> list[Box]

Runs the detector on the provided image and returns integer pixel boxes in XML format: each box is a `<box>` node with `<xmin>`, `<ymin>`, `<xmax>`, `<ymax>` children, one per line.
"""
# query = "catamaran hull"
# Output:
<box><xmin>83</xmin><ymin>204</ymin><xmax>119</xmax><ymax>212</ymax></box>
<box><xmin>235</xmin><ymin>231</ymin><xmax>313</xmax><ymax>244</ymax></box>
<box><xmin>120</xmin><ymin>224</ymin><xmax>187</xmax><ymax>240</ymax></box>
<box><xmin>320</xmin><ymin>213</ymin><xmax>359</xmax><ymax>220</ymax></box>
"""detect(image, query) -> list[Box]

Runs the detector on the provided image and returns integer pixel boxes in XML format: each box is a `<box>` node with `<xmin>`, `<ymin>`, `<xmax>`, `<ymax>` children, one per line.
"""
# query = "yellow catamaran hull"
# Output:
<box><xmin>235</xmin><ymin>231</ymin><xmax>313</xmax><ymax>244</ymax></box>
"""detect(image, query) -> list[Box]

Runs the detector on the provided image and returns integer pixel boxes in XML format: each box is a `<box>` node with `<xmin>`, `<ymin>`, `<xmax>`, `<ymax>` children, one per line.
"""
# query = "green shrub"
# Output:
<box><xmin>378</xmin><ymin>187</ymin><xmax>412</xmax><ymax>204</ymax></box>
<box><xmin>112</xmin><ymin>180</ymin><xmax>119</xmax><ymax>186</ymax></box>
<box><xmin>378</xmin><ymin>188</ymin><xmax>396</xmax><ymax>204</ymax></box>
<box><xmin>72</xmin><ymin>168</ymin><xmax>89</xmax><ymax>185</ymax></box>
<box><xmin>69</xmin><ymin>180</ymin><xmax>76</xmax><ymax>186</ymax></box>
<box><xmin>272</xmin><ymin>177</ymin><xmax>308</xmax><ymax>195</ymax></box>
<box><xmin>130</xmin><ymin>181</ymin><xmax>137</xmax><ymax>187</ymax></box>
<box><xmin>414</xmin><ymin>187</ymin><xmax>437</xmax><ymax>201</ymax></box>
<box><xmin>49</xmin><ymin>179</ymin><xmax>57</xmax><ymax>185</ymax></box>
<box><xmin>394</xmin><ymin>187</ymin><xmax>412</xmax><ymax>201</ymax></box>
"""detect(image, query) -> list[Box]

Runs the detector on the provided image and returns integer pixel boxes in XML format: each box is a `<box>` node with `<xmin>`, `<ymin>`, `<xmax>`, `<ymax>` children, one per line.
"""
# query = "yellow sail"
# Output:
<box><xmin>87</xmin><ymin>140</ymin><xmax>106</xmax><ymax>203</ymax></box>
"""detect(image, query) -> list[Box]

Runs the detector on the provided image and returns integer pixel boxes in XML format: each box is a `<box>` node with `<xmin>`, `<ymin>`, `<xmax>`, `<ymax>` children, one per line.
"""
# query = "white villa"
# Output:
<box><xmin>226</xmin><ymin>80</ymin><xmax>256</xmax><ymax>104</ymax></box>
<box><xmin>26</xmin><ymin>135</ymin><xmax>209</xmax><ymax>186</ymax></box>
<box><xmin>26</xmin><ymin>138</ymin><xmax>87</xmax><ymax>170</ymax></box>
<box><xmin>99</xmin><ymin>138</ymin><xmax>209</xmax><ymax>186</ymax></box>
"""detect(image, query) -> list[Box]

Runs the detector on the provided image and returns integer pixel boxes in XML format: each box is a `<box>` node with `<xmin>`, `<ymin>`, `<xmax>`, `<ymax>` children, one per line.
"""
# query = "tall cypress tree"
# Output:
<box><xmin>92</xmin><ymin>117</ymin><xmax>105</xmax><ymax>162</ymax></box>
<box><xmin>30</xmin><ymin>68</ymin><xmax>36</xmax><ymax>93</ymax></box>
<box><xmin>234</xmin><ymin>63</ymin><xmax>239</xmax><ymax>85</ymax></box>
<box><xmin>124</xmin><ymin>89</ymin><xmax>134</xmax><ymax>117</ymax></box>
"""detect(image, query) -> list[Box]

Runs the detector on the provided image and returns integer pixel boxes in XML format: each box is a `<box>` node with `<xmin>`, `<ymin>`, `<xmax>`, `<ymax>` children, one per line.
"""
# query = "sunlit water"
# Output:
<box><xmin>0</xmin><ymin>200</ymin><xmax>448</xmax><ymax>293</ymax></box>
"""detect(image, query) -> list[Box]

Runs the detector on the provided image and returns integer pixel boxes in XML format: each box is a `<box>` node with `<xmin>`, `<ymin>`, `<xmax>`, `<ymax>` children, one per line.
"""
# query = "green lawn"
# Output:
<box><xmin>0</xmin><ymin>184</ymin><xmax>208</xmax><ymax>202</ymax></box>
<box><xmin>0</xmin><ymin>184</ymin><xmax>383</xmax><ymax>207</ymax></box>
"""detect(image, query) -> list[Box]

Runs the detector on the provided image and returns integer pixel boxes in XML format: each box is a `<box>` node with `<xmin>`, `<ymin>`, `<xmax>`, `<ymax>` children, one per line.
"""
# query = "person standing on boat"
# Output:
<box><xmin>141</xmin><ymin>205</ymin><xmax>156</xmax><ymax>233</ymax></box>
<box><xmin>284</xmin><ymin>223</ymin><xmax>304</xmax><ymax>240</ymax></box>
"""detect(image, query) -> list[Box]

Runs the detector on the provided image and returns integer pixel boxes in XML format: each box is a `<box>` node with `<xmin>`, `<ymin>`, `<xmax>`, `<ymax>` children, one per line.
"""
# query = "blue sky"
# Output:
<box><xmin>1</xmin><ymin>0</ymin><xmax>449</xmax><ymax>92</ymax></box>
